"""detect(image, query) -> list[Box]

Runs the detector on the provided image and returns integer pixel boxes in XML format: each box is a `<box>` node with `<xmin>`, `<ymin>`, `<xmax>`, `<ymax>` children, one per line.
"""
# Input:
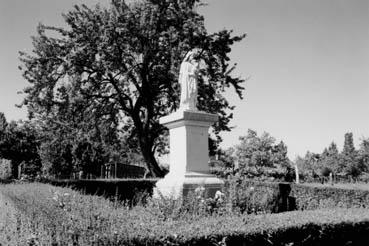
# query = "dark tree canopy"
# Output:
<box><xmin>19</xmin><ymin>0</ymin><xmax>245</xmax><ymax>177</ymax></box>
<box><xmin>35</xmin><ymin>98</ymin><xmax>143</xmax><ymax>179</ymax></box>
<box><xmin>0</xmin><ymin>118</ymin><xmax>41</xmax><ymax>178</ymax></box>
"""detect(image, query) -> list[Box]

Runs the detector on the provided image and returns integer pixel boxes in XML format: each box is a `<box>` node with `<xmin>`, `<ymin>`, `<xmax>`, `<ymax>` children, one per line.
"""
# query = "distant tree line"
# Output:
<box><xmin>213</xmin><ymin>130</ymin><xmax>369</xmax><ymax>183</ymax></box>
<box><xmin>1</xmin><ymin>113</ymin><xmax>368</xmax><ymax>184</ymax></box>
<box><xmin>295</xmin><ymin>132</ymin><xmax>369</xmax><ymax>182</ymax></box>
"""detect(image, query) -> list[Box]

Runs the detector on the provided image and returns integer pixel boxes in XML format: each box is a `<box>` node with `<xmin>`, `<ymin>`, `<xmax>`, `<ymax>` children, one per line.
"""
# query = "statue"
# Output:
<box><xmin>179</xmin><ymin>49</ymin><xmax>202</xmax><ymax>111</ymax></box>
<box><xmin>157</xmin><ymin>49</ymin><xmax>222</xmax><ymax>199</ymax></box>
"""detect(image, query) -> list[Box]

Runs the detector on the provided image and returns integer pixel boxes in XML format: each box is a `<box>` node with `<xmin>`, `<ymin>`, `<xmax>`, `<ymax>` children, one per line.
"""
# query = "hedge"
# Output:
<box><xmin>16</xmin><ymin>175</ymin><xmax>369</xmax><ymax>213</ymax></box>
<box><xmin>227</xmin><ymin>178</ymin><xmax>369</xmax><ymax>212</ymax></box>
<box><xmin>292</xmin><ymin>183</ymin><xmax>369</xmax><ymax>210</ymax></box>
<box><xmin>127</xmin><ymin>209</ymin><xmax>369</xmax><ymax>246</ymax></box>
<box><xmin>1</xmin><ymin>183</ymin><xmax>369</xmax><ymax>245</ymax></box>
<box><xmin>41</xmin><ymin>178</ymin><xmax>158</xmax><ymax>204</ymax></box>
<box><xmin>0</xmin><ymin>178</ymin><xmax>13</xmax><ymax>184</ymax></box>
<box><xmin>225</xmin><ymin>179</ymin><xmax>294</xmax><ymax>213</ymax></box>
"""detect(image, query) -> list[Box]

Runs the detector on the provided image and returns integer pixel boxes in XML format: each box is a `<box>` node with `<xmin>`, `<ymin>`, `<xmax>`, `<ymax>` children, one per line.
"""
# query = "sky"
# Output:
<box><xmin>0</xmin><ymin>0</ymin><xmax>368</xmax><ymax>160</ymax></box>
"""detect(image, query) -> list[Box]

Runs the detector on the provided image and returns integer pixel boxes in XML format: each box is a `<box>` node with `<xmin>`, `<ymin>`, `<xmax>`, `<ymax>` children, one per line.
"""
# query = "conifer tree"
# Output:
<box><xmin>341</xmin><ymin>132</ymin><xmax>360</xmax><ymax>178</ymax></box>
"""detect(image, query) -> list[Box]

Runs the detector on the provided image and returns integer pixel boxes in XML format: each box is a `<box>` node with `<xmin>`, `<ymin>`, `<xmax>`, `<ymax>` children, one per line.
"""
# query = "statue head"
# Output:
<box><xmin>183</xmin><ymin>48</ymin><xmax>202</xmax><ymax>62</ymax></box>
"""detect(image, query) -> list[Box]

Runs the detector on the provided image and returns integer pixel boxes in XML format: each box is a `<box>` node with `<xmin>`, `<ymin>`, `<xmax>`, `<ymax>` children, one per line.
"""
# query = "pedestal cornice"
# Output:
<box><xmin>160</xmin><ymin>110</ymin><xmax>218</xmax><ymax>129</ymax></box>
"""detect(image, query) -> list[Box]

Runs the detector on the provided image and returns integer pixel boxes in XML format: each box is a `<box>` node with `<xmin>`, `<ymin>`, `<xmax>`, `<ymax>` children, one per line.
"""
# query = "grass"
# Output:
<box><xmin>1</xmin><ymin>182</ymin><xmax>369</xmax><ymax>245</ymax></box>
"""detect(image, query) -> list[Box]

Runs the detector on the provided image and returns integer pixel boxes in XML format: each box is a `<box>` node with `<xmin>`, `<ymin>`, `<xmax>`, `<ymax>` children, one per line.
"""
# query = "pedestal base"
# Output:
<box><xmin>156</xmin><ymin>109</ymin><xmax>222</xmax><ymax>199</ymax></box>
<box><xmin>154</xmin><ymin>172</ymin><xmax>224</xmax><ymax>198</ymax></box>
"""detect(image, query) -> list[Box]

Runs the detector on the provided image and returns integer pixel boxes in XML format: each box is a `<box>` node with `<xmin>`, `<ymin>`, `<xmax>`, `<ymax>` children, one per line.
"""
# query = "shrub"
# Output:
<box><xmin>224</xmin><ymin>177</ymin><xmax>369</xmax><ymax>212</ymax></box>
<box><xmin>1</xmin><ymin>183</ymin><xmax>369</xmax><ymax>245</ymax></box>
<box><xmin>292</xmin><ymin>183</ymin><xmax>369</xmax><ymax>210</ymax></box>
<box><xmin>41</xmin><ymin>178</ymin><xmax>158</xmax><ymax>204</ymax></box>
<box><xmin>224</xmin><ymin>176</ymin><xmax>290</xmax><ymax>213</ymax></box>
<box><xmin>358</xmin><ymin>172</ymin><xmax>369</xmax><ymax>183</ymax></box>
<box><xmin>0</xmin><ymin>179</ymin><xmax>13</xmax><ymax>184</ymax></box>
<box><xmin>42</xmin><ymin>175</ymin><xmax>369</xmax><ymax>214</ymax></box>
<box><xmin>320</xmin><ymin>166</ymin><xmax>332</xmax><ymax>177</ymax></box>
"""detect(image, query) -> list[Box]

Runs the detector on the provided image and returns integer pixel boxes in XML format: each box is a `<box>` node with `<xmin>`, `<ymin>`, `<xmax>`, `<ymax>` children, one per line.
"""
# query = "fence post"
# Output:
<box><xmin>295</xmin><ymin>163</ymin><xmax>300</xmax><ymax>184</ymax></box>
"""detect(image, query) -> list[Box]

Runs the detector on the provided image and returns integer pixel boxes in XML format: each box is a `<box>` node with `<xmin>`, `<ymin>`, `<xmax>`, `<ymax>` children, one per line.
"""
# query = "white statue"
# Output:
<box><xmin>179</xmin><ymin>49</ymin><xmax>202</xmax><ymax>111</ymax></box>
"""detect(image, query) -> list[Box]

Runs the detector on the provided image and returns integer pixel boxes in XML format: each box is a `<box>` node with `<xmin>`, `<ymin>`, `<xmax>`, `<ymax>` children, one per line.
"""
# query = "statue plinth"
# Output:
<box><xmin>154</xmin><ymin>110</ymin><xmax>224</xmax><ymax>198</ymax></box>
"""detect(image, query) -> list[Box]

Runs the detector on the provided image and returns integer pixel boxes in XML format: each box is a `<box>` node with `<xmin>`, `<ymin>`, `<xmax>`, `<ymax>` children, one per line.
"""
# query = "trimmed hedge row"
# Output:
<box><xmin>229</xmin><ymin>179</ymin><xmax>369</xmax><ymax>211</ymax></box>
<box><xmin>42</xmin><ymin>178</ymin><xmax>158</xmax><ymax>203</ymax></box>
<box><xmin>292</xmin><ymin>183</ymin><xmax>369</xmax><ymax>210</ymax></box>
<box><xmin>0</xmin><ymin>178</ymin><xmax>13</xmax><ymax>184</ymax></box>
<box><xmin>224</xmin><ymin>179</ymin><xmax>283</xmax><ymax>213</ymax></box>
<box><xmin>43</xmin><ymin>178</ymin><xmax>369</xmax><ymax>211</ymax></box>
<box><xmin>1</xmin><ymin>183</ymin><xmax>369</xmax><ymax>246</ymax></box>
<box><xmin>125</xmin><ymin>209</ymin><xmax>369</xmax><ymax>246</ymax></box>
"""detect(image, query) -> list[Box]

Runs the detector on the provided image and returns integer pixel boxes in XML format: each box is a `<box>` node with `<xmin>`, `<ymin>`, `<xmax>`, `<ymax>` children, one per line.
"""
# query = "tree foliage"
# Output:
<box><xmin>0</xmin><ymin>116</ymin><xmax>41</xmax><ymax>178</ymax></box>
<box><xmin>320</xmin><ymin>142</ymin><xmax>340</xmax><ymax>175</ymax></box>
<box><xmin>295</xmin><ymin>132</ymin><xmax>369</xmax><ymax>182</ymax></box>
<box><xmin>234</xmin><ymin>129</ymin><xmax>291</xmax><ymax>180</ymax></box>
<box><xmin>19</xmin><ymin>0</ymin><xmax>245</xmax><ymax>177</ymax></box>
<box><xmin>0</xmin><ymin>112</ymin><xmax>7</xmax><ymax>135</ymax></box>
<box><xmin>35</xmin><ymin>106</ymin><xmax>144</xmax><ymax>179</ymax></box>
<box><xmin>358</xmin><ymin>138</ymin><xmax>369</xmax><ymax>172</ymax></box>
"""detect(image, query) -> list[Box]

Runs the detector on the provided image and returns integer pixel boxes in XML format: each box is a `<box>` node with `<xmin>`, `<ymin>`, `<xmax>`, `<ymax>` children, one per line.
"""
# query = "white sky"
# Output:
<box><xmin>0</xmin><ymin>0</ymin><xmax>368</xmax><ymax>159</ymax></box>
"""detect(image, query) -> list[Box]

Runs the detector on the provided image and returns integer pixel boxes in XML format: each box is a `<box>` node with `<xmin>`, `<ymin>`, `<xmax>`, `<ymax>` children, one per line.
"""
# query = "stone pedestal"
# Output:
<box><xmin>154</xmin><ymin>110</ymin><xmax>224</xmax><ymax>198</ymax></box>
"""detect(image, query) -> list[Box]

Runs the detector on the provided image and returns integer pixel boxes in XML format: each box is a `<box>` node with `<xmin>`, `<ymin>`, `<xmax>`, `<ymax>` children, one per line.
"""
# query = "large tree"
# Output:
<box><xmin>19</xmin><ymin>0</ymin><xmax>245</xmax><ymax>177</ymax></box>
<box><xmin>235</xmin><ymin>129</ymin><xmax>291</xmax><ymax>180</ymax></box>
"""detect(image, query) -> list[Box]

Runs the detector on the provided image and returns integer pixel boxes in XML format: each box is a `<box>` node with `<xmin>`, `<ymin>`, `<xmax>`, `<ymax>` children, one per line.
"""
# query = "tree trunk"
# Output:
<box><xmin>139</xmin><ymin>138</ymin><xmax>165</xmax><ymax>178</ymax></box>
<box><xmin>11</xmin><ymin>160</ymin><xmax>21</xmax><ymax>179</ymax></box>
<box><xmin>131</xmin><ymin>109</ymin><xmax>165</xmax><ymax>178</ymax></box>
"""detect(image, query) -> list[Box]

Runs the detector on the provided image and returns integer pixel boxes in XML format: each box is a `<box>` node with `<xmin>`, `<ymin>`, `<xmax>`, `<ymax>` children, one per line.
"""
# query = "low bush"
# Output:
<box><xmin>227</xmin><ymin>176</ymin><xmax>369</xmax><ymax>211</ymax></box>
<box><xmin>1</xmin><ymin>183</ymin><xmax>369</xmax><ymax>245</ymax></box>
<box><xmin>292</xmin><ymin>183</ymin><xmax>369</xmax><ymax>210</ymax></box>
<box><xmin>43</xmin><ymin>176</ymin><xmax>369</xmax><ymax>213</ymax></box>
<box><xmin>41</xmin><ymin>178</ymin><xmax>158</xmax><ymax>204</ymax></box>
<box><xmin>41</xmin><ymin>177</ymin><xmax>284</xmax><ymax>212</ymax></box>
<box><xmin>224</xmin><ymin>177</ymin><xmax>280</xmax><ymax>213</ymax></box>
<box><xmin>0</xmin><ymin>178</ymin><xmax>13</xmax><ymax>184</ymax></box>
<box><xmin>225</xmin><ymin>176</ymin><xmax>297</xmax><ymax>213</ymax></box>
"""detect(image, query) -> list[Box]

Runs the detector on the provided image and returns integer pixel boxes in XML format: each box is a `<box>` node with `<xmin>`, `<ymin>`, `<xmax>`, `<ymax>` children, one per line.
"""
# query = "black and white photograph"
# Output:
<box><xmin>0</xmin><ymin>0</ymin><xmax>368</xmax><ymax>245</ymax></box>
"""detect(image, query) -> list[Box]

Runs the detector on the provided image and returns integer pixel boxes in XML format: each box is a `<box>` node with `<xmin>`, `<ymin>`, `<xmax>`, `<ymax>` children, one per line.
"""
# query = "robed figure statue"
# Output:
<box><xmin>179</xmin><ymin>49</ymin><xmax>202</xmax><ymax>111</ymax></box>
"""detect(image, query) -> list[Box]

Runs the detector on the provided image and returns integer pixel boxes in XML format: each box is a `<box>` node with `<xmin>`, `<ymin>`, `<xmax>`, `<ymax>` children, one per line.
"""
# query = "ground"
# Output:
<box><xmin>0</xmin><ymin>192</ymin><xmax>18</xmax><ymax>244</ymax></box>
